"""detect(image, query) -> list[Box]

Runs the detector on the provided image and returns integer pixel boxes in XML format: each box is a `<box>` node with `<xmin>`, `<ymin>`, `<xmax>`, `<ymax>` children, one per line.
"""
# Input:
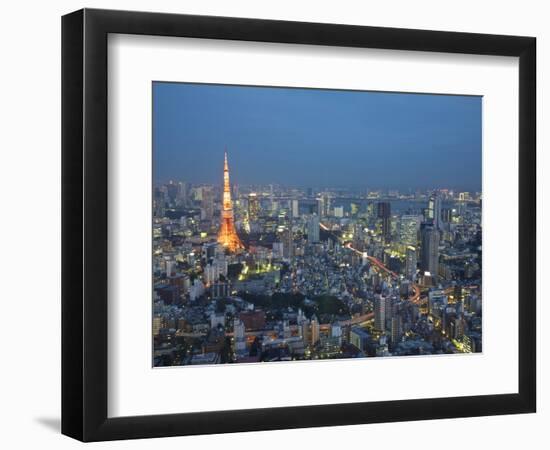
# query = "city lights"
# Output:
<box><xmin>152</xmin><ymin>83</ymin><xmax>482</xmax><ymax>367</ymax></box>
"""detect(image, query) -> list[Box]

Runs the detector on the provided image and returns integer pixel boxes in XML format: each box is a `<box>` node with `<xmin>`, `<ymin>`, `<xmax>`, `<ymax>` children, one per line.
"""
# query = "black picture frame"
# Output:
<box><xmin>62</xmin><ymin>8</ymin><xmax>536</xmax><ymax>442</ymax></box>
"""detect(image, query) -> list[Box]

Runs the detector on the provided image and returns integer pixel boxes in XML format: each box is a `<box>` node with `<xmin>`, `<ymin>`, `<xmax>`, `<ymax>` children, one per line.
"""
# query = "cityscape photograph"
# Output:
<box><xmin>152</xmin><ymin>82</ymin><xmax>482</xmax><ymax>367</ymax></box>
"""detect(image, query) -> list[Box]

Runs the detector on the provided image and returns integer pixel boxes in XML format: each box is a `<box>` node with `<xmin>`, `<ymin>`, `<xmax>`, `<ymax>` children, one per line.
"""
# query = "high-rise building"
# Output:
<box><xmin>153</xmin><ymin>187</ymin><xmax>166</xmax><ymax>217</ymax></box>
<box><xmin>291</xmin><ymin>199</ymin><xmax>299</xmax><ymax>218</ymax></box>
<box><xmin>333</xmin><ymin>206</ymin><xmax>344</xmax><ymax>218</ymax></box>
<box><xmin>301</xmin><ymin>318</ymin><xmax>310</xmax><ymax>343</ymax></box>
<box><xmin>217</xmin><ymin>151</ymin><xmax>244</xmax><ymax>252</ymax></box>
<box><xmin>316</xmin><ymin>193</ymin><xmax>331</xmax><ymax>217</ymax></box>
<box><xmin>308</xmin><ymin>215</ymin><xmax>320</xmax><ymax>243</ymax></box>
<box><xmin>366</xmin><ymin>202</ymin><xmax>375</xmax><ymax>220</ymax></box>
<box><xmin>391</xmin><ymin>315</ymin><xmax>402</xmax><ymax>345</ymax></box>
<box><xmin>377</xmin><ymin>202</ymin><xmax>391</xmax><ymax>241</ymax></box>
<box><xmin>405</xmin><ymin>245</ymin><xmax>417</xmax><ymax>280</ymax></box>
<box><xmin>204</xmin><ymin>262</ymin><xmax>218</xmax><ymax>285</ymax></box>
<box><xmin>350</xmin><ymin>327</ymin><xmax>370</xmax><ymax>352</ymax></box>
<box><xmin>384</xmin><ymin>295</ymin><xmax>394</xmax><ymax>332</ymax></box>
<box><xmin>441</xmin><ymin>207</ymin><xmax>454</xmax><ymax>223</ymax></box>
<box><xmin>166</xmin><ymin>180</ymin><xmax>179</xmax><ymax>205</ymax></box>
<box><xmin>310</xmin><ymin>315</ymin><xmax>320</xmax><ymax>345</ymax></box>
<box><xmin>374</xmin><ymin>294</ymin><xmax>386</xmax><ymax>332</ymax></box>
<box><xmin>176</xmin><ymin>181</ymin><xmax>188</xmax><ymax>207</ymax></box>
<box><xmin>211</xmin><ymin>281</ymin><xmax>230</xmax><ymax>299</ymax></box>
<box><xmin>201</xmin><ymin>186</ymin><xmax>214</xmax><ymax>221</ymax></box>
<box><xmin>283</xmin><ymin>227</ymin><xmax>293</xmax><ymax>259</ymax></box>
<box><xmin>323</xmin><ymin>194</ymin><xmax>331</xmax><ymax>217</ymax></box>
<box><xmin>316</xmin><ymin>197</ymin><xmax>325</xmax><ymax>217</ymax></box>
<box><xmin>428</xmin><ymin>192</ymin><xmax>442</xmax><ymax>230</ymax></box>
<box><xmin>421</xmin><ymin>225</ymin><xmax>440</xmax><ymax>278</ymax></box>
<box><xmin>269</xmin><ymin>184</ymin><xmax>275</xmax><ymax>211</ymax></box>
<box><xmin>248</xmin><ymin>192</ymin><xmax>260</xmax><ymax>221</ymax></box>
<box><xmin>400</xmin><ymin>215</ymin><xmax>421</xmax><ymax>247</ymax></box>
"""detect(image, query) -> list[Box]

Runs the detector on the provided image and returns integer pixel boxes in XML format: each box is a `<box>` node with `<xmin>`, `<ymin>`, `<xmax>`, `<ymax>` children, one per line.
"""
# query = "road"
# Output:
<box><xmin>321</xmin><ymin>222</ymin><xmax>422</xmax><ymax>305</ymax></box>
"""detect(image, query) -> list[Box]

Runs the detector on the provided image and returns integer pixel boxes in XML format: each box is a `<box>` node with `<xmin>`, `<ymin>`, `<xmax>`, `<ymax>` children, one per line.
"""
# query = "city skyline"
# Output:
<box><xmin>153</xmin><ymin>82</ymin><xmax>482</xmax><ymax>191</ymax></box>
<box><xmin>152</xmin><ymin>83</ymin><xmax>482</xmax><ymax>367</ymax></box>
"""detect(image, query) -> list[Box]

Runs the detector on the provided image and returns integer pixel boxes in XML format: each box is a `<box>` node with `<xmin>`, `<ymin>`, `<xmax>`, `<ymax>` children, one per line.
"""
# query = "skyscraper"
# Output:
<box><xmin>391</xmin><ymin>315</ymin><xmax>402</xmax><ymax>345</ymax></box>
<box><xmin>316</xmin><ymin>197</ymin><xmax>325</xmax><ymax>217</ymax></box>
<box><xmin>283</xmin><ymin>227</ymin><xmax>293</xmax><ymax>259</ymax></box>
<box><xmin>308</xmin><ymin>215</ymin><xmax>320</xmax><ymax>243</ymax></box>
<box><xmin>310</xmin><ymin>315</ymin><xmax>320</xmax><ymax>345</ymax></box>
<box><xmin>421</xmin><ymin>224</ymin><xmax>440</xmax><ymax>278</ymax></box>
<box><xmin>248</xmin><ymin>192</ymin><xmax>260</xmax><ymax>221</ymax></box>
<box><xmin>269</xmin><ymin>184</ymin><xmax>275</xmax><ymax>211</ymax></box>
<box><xmin>374</xmin><ymin>294</ymin><xmax>386</xmax><ymax>332</ymax></box>
<box><xmin>217</xmin><ymin>151</ymin><xmax>244</xmax><ymax>252</ymax></box>
<box><xmin>316</xmin><ymin>193</ymin><xmax>331</xmax><ymax>217</ymax></box>
<box><xmin>428</xmin><ymin>192</ymin><xmax>442</xmax><ymax>230</ymax></box>
<box><xmin>405</xmin><ymin>245</ymin><xmax>417</xmax><ymax>280</ymax></box>
<box><xmin>400</xmin><ymin>215</ymin><xmax>421</xmax><ymax>247</ymax></box>
<box><xmin>291</xmin><ymin>199</ymin><xmax>299</xmax><ymax>218</ymax></box>
<box><xmin>176</xmin><ymin>181</ymin><xmax>188</xmax><ymax>207</ymax></box>
<box><xmin>441</xmin><ymin>207</ymin><xmax>454</xmax><ymax>224</ymax></box>
<box><xmin>200</xmin><ymin>186</ymin><xmax>214</xmax><ymax>221</ymax></box>
<box><xmin>377</xmin><ymin>202</ymin><xmax>391</xmax><ymax>241</ymax></box>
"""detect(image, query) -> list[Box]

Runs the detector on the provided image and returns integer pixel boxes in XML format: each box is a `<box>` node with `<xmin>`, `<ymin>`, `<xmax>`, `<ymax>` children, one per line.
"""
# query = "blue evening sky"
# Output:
<box><xmin>153</xmin><ymin>82</ymin><xmax>481</xmax><ymax>191</ymax></box>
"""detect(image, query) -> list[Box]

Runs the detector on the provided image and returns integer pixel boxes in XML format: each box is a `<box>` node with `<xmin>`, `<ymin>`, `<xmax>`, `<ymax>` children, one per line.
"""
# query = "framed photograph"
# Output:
<box><xmin>62</xmin><ymin>8</ymin><xmax>536</xmax><ymax>442</ymax></box>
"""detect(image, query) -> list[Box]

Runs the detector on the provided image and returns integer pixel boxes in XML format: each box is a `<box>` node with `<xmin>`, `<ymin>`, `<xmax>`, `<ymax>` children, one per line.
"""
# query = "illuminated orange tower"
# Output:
<box><xmin>217</xmin><ymin>150</ymin><xmax>244</xmax><ymax>252</ymax></box>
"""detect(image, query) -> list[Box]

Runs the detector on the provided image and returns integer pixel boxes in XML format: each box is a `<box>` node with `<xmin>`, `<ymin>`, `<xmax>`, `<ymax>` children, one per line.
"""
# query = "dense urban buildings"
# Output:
<box><xmin>152</xmin><ymin>152</ymin><xmax>482</xmax><ymax>366</ymax></box>
<box><xmin>152</xmin><ymin>82</ymin><xmax>482</xmax><ymax>367</ymax></box>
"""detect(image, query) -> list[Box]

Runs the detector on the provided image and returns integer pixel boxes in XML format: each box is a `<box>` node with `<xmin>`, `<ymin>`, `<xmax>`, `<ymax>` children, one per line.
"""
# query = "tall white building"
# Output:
<box><xmin>374</xmin><ymin>294</ymin><xmax>386</xmax><ymax>332</ymax></box>
<box><xmin>428</xmin><ymin>192</ymin><xmax>442</xmax><ymax>230</ymax></box>
<box><xmin>405</xmin><ymin>245</ymin><xmax>417</xmax><ymax>280</ymax></box>
<box><xmin>308</xmin><ymin>215</ymin><xmax>320</xmax><ymax>243</ymax></box>
<box><xmin>291</xmin><ymin>199</ymin><xmax>299</xmax><ymax>218</ymax></box>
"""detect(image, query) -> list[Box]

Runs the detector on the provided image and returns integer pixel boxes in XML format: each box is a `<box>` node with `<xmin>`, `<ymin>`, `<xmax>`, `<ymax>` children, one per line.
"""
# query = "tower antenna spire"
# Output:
<box><xmin>218</xmin><ymin>149</ymin><xmax>243</xmax><ymax>252</ymax></box>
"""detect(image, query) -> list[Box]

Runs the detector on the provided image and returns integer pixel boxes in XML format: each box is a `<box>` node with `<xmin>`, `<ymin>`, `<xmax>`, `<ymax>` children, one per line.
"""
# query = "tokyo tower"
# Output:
<box><xmin>217</xmin><ymin>150</ymin><xmax>244</xmax><ymax>252</ymax></box>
